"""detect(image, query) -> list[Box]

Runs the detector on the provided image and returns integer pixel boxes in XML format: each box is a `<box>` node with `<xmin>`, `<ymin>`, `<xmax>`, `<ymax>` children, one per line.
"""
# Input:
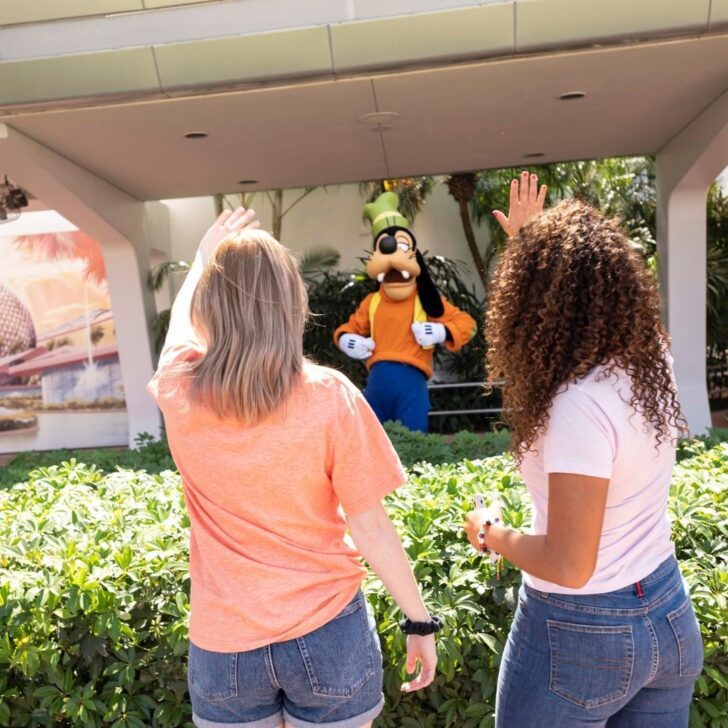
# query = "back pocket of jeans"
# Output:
<box><xmin>188</xmin><ymin>643</ymin><xmax>238</xmax><ymax>701</ymax></box>
<box><xmin>297</xmin><ymin>594</ymin><xmax>375</xmax><ymax>698</ymax></box>
<box><xmin>667</xmin><ymin>598</ymin><xmax>703</xmax><ymax>677</ymax></box>
<box><xmin>547</xmin><ymin>620</ymin><xmax>634</xmax><ymax>709</ymax></box>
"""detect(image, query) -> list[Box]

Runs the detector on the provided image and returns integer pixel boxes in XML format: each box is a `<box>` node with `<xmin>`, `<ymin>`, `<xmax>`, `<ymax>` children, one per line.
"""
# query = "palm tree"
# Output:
<box><xmin>359</xmin><ymin>177</ymin><xmax>438</xmax><ymax>223</ymax></box>
<box><xmin>445</xmin><ymin>173</ymin><xmax>489</xmax><ymax>292</ymax></box>
<box><xmin>12</xmin><ymin>231</ymin><xmax>107</xmax><ymax>285</ymax></box>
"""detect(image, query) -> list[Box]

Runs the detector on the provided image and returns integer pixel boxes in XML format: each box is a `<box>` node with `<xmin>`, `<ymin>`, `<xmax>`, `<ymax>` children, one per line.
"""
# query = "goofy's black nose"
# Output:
<box><xmin>378</xmin><ymin>235</ymin><xmax>397</xmax><ymax>255</ymax></box>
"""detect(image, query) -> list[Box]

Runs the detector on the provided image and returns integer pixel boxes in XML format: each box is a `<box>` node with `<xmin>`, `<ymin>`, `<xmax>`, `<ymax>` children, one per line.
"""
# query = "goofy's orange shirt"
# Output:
<box><xmin>334</xmin><ymin>289</ymin><xmax>476</xmax><ymax>379</ymax></box>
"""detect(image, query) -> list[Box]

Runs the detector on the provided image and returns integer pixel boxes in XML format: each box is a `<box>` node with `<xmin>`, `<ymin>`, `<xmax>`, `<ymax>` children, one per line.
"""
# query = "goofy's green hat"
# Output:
<box><xmin>363</xmin><ymin>192</ymin><xmax>410</xmax><ymax>239</ymax></box>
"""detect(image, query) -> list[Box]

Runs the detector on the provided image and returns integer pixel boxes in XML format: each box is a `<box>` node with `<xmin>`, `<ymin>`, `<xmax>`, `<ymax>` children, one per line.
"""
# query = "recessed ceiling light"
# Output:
<box><xmin>523</xmin><ymin>152</ymin><xmax>545</xmax><ymax>159</ymax></box>
<box><xmin>184</xmin><ymin>131</ymin><xmax>208</xmax><ymax>139</ymax></box>
<box><xmin>558</xmin><ymin>91</ymin><xmax>586</xmax><ymax>101</ymax></box>
<box><xmin>237</xmin><ymin>179</ymin><xmax>259</xmax><ymax>185</ymax></box>
<box><xmin>358</xmin><ymin>111</ymin><xmax>399</xmax><ymax>126</ymax></box>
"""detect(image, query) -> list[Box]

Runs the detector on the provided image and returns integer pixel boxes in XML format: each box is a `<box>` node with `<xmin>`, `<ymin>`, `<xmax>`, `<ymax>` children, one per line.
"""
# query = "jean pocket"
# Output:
<box><xmin>547</xmin><ymin>620</ymin><xmax>634</xmax><ymax>709</ymax></box>
<box><xmin>667</xmin><ymin>598</ymin><xmax>704</xmax><ymax>677</ymax></box>
<box><xmin>297</xmin><ymin>594</ymin><xmax>375</xmax><ymax>698</ymax></box>
<box><xmin>188</xmin><ymin>643</ymin><xmax>238</xmax><ymax>702</ymax></box>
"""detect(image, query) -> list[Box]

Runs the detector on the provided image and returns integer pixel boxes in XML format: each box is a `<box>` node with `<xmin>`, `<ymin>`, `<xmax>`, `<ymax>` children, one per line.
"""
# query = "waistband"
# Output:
<box><xmin>368</xmin><ymin>359</ymin><xmax>428</xmax><ymax>377</ymax></box>
<box><xmin>523</xmin><ymin>556</ymin><xmax>684</xmax><ymax>617</ymax></box>
<box><xmin>612</xmin><ymin>554</ymin><xmax>679</xmax><ymax>591</ymax></box>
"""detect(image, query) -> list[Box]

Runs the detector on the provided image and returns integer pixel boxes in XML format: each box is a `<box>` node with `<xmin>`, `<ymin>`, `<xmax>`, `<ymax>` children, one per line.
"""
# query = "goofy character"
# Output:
<box><xmin>334</xmin><ymin>191</ymin><xmax>476</xmax><ymax>432</ymax></box>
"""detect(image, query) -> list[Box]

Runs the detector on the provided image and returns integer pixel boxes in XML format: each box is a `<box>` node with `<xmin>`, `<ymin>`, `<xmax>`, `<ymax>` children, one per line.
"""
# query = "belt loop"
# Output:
<box><xmin>635</xmin><ymin>580</ymin><xmax>644</xmax><ymax>598</ymax></box>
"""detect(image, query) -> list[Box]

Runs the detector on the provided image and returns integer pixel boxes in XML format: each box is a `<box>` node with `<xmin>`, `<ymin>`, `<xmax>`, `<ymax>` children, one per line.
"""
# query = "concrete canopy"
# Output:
<box><xmin>0</xmin><ymin>0</ymin><xmax>726</xmax><ymax>441</ymax></box>
<box><xmin>0</xmin><ymin>0</ymin><xmax>726</xmax><ymax>198</ymax></box>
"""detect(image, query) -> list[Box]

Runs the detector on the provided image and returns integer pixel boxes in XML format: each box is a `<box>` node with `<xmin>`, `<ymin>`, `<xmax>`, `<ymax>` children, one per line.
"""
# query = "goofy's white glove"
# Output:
<box><xmin>411</xmin><ymin>321</ymin><xmax>447</xmax><ymax>348</ymax></box>
<box><xmin>339</xmin><ymin>334</ymin><xmax>375</xmax><ymax>360</ymax></box>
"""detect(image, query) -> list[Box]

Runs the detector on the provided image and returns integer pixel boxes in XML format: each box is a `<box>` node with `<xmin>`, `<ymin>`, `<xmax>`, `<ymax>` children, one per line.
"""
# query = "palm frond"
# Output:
<box><xmin>147</xmin><ymin>261</ymin><xmax>191</xmax><ymax>293</ymax></box>
<box><xmin>299</xmin><ymin>246</ymin><xmax>341</xmax><ymax>283</ymax></box>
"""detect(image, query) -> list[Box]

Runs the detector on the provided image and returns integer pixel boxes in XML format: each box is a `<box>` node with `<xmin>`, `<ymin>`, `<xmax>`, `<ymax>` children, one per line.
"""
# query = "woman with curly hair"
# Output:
<box><xmin>465</xmin><ymin>173</ymin><xmax>703</xmax><ymax>727</ymax></box>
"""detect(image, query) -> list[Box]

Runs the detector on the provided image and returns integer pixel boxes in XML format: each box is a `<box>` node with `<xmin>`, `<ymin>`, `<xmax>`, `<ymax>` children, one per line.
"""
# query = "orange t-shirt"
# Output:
<box><xmin>333</xmin><ymin>289</ymin><xmax>477</xmax><ymax>378</ymax></box>
<box><xmin>148</xmin><ymin>348</ymin><xmax>406</xmax><ymax>652</ymax></box>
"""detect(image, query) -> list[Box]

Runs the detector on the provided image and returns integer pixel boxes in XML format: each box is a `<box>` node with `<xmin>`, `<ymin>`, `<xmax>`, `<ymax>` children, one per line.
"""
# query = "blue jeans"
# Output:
<box><xmin>189</xmin><ymin>591</ymin><xmax>383</xmax><ymax>728</ymax></box>
<box><xmin>364</xmin><ymin>361</ymin><xmax>430</xmax><ymax>432</ymax></box>
<box><xmin>496</xmin><ymin>556</ymin><xmax>703</xmax><ymax>727</ymax></box>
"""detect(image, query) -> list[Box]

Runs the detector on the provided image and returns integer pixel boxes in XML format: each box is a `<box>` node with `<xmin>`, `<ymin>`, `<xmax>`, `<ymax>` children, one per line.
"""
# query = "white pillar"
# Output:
<box><xmin>0</xmin><ymin>122</ymin><xmax>163</xmax><ymax>446</ymax></box>
<box><xmin>656</xmin><ymin>89</ymin><xmax>728</xmax><ymax>436</ymax></box>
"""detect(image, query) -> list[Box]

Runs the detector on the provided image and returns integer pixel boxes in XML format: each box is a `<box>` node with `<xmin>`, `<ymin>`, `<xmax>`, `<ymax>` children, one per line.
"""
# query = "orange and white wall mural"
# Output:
<box><xmin>0</xmin><ymin>211</ymin><xmax>128</xmax><ymax>452</ymax></box>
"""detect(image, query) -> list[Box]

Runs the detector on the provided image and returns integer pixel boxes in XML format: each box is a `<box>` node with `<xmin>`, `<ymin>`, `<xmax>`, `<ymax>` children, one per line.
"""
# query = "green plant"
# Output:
<box><xmin>669</xmin><ymin>445</ymin><xmax>728</xmax><ymax>727</ymax></box>
<box><xmin>299</xmin><ymin>246</ymin><xmax>341</xmax><ymax>285</ymax></box>
<box><xmin>0</xmin><ymin>461</ymin><xmax>192</xmax><ymax>727</ymax></box>
<box><xmin>707</xmin><ymin>184</ymin><xmax>728</xmax><ymax>353</ymax></box>
<box><xmin>0</xmin><ymin>434</ymin><xmax>173</xmax><ymax>490</ymax></box>
<box><xmin>382</xmin><ymin>422</ymin><xmax>509</xmax><ymax>468</ymax></box>
<box><xmin>0</xmin><ymin>440</ymin><xmax>725</xmax><ymax>726</ymax></box>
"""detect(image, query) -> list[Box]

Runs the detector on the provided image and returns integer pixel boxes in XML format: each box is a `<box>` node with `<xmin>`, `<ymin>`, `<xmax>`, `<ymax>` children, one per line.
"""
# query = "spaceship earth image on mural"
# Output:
<box><xmin>0</xmin><ymin>284</ymin><xmax>36</xmax><ymax>383</ymax></box>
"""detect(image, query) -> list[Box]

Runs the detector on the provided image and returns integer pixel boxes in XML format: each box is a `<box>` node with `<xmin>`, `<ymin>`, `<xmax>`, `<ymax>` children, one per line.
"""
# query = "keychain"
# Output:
<box><xmin>472</xmin><ymin>493</ymin><xmax>503</xmax><ymax>567</ymax></box>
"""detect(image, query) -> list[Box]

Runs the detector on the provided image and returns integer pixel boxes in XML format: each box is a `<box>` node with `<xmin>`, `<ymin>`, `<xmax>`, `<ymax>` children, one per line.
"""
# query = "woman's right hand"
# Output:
<box><xmin>198</xmin><ymin>207</ymin><xmax>261</xmax><ymax>262</ymax></box>
<box><xmin>401</xmin><ymin>634</ymin><xmax>437</xmax><ymax>692</ymax></box>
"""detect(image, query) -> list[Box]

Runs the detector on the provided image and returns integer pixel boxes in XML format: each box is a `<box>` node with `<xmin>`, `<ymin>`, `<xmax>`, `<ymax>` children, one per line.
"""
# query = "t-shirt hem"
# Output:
<box><xmin>523</xmin><ymin>543</ymin><xmax>676</xmax><ymax>595</ymax></box>
<box><xmin>188</xmin><ymin>582</ymin><xmax>363</xmax><ymax>653</ymax></box>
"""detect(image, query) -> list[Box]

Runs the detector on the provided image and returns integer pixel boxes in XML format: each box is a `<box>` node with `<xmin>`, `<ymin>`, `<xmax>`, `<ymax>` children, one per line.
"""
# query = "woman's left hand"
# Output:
<box><xmin>198</xmin><ymin>207</ymin><xmax>261</xmax><ymax>262</ymax></box>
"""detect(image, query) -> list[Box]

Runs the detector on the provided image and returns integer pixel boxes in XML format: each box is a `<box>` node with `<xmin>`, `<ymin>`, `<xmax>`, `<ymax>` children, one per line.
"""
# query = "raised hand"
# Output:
<box><xmin>493</xmin><ymin>171</ymin><xmax>547</xmax><ymax>238</ymax></box>
<box><xmin>198</xmin><ymin>207</ymin><xmax>261</xmax><ymax>262</ymax></box>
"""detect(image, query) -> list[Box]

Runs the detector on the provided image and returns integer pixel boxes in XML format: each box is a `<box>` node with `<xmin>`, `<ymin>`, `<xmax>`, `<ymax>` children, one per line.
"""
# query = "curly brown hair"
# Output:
<box><xmin>485</xmin><ymin>199</ymin><xmax>685</xmax><ymax>461</ymax></box>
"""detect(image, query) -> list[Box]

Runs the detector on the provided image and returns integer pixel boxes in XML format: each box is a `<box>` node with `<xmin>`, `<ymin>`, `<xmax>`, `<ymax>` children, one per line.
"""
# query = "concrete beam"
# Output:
<box><xmin>656</xmin><ymin>89</ymin><xmax>728</xmax><ymax>435</ymax></box>
<box><xmin>0</xmin><ymin>122</ymin><xmax>162</xmax><ymax>446</ymax></box>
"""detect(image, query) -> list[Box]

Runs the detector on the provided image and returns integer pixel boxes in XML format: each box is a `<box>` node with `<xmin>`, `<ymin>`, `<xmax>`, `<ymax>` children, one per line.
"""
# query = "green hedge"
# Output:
<box><xmin>0</xmin><ymin>426</ymin><xmax>510</xmax><ymax>491</ymax></box>
<box><xmin>0</xmin><ymin>443</ymin><xmax>726</xmax><ymax>727</ymax></box>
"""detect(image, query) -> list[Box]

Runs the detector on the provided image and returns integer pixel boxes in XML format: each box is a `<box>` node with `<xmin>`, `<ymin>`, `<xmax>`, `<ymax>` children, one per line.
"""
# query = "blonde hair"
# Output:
<box><xmin>188</xmin><ymin>230</ymin><xmax>308</xmax><ymax>423</ymax></box>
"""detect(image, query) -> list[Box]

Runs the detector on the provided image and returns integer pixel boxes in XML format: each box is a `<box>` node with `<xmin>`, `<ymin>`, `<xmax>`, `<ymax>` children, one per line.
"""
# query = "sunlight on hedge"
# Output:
<box><xmin>0</xmin><ymin>442</ymin><xmax>725</xmax><ymax>727</ymax></box>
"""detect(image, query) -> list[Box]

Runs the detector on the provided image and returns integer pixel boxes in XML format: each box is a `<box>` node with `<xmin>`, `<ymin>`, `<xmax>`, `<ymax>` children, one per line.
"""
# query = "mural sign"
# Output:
<box><xmin>0</xmin><ymin>211</ymin><xmax>128</xmax><ymax>453</ymax></box>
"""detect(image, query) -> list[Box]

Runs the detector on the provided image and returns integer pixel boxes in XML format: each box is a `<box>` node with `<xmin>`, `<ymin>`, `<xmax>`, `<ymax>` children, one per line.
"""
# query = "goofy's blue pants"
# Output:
<box><xmin>363</xmin><ymin>361</ymin><xmax>430</xmax><ymax>433</ymax></box>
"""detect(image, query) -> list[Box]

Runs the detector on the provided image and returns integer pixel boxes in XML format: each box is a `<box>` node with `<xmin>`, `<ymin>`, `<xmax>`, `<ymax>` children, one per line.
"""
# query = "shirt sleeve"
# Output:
<box><xmin>329</xmin><ymin>380</ymin><xmax>407</xmax><ymax>516</ymax></box>
<box><xmin>333</xmin><ymin>294</ymin><xmax>373</xmax><ymax>344</ymax></box>
<box><xmin>146</xmin><ymin>340</ymin><xmax>202</xmax><ymax>404</ymax></box>
<box><xmin>432</xmin><ymin>297</ymin><xmax>477</xmax><ymax>352</ymax></box>
<box><xmin>542</xmin><ymin>385</ymin><xmax>615</xmax><ymax>479</ymax></box>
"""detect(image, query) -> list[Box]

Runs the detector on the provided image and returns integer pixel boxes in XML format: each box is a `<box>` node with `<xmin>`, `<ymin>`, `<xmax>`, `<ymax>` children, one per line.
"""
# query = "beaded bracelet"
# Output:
<box><xmin>477</xmin><ymin>519</ymin><xmax>493</xmax><ymax>555</ymax></box>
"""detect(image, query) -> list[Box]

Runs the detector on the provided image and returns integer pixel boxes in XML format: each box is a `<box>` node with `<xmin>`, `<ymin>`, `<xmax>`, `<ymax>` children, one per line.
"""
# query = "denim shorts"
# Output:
<box><xmin>496</xmin><ymin>556</ymin><xmax>703</xmax><ymax>727</ymax></box>
<box><xmin>188</xmin><ymin>591</ymin><xmax>384</xmax><ymax>728</ymax></box>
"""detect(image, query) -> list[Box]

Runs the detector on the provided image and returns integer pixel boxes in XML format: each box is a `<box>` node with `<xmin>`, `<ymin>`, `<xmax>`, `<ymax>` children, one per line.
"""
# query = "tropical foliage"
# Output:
<box><xmin>0</xmin><ymin>437</ymin><xmax>725</xmax><ymax>727</ymax></box>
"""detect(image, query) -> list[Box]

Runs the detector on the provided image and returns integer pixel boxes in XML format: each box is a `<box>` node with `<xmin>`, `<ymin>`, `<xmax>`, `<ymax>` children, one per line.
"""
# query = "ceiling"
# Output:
<box><xmin>2</xmin><ymin>33</ymin><xmax>728</xmax><ymax>200</ymax></box>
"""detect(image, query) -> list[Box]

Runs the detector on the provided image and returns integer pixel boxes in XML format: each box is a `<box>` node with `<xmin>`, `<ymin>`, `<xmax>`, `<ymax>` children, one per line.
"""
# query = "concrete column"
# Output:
<box><xmin>656</xmin><ymin>89</ymin><xmax>728</xmax><ymax>436</ymax></box>
<box><xmin>0</xmin><ymin>122</ymin><xmax>163</xmax><ymax>446</ymax></box>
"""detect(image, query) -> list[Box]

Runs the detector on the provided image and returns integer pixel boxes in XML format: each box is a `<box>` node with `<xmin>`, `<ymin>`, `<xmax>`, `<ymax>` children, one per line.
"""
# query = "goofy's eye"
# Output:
<box><xmin>397</xmin><ymin>241</ymin><xmax>409</xmax><ymax>252</ymax></box>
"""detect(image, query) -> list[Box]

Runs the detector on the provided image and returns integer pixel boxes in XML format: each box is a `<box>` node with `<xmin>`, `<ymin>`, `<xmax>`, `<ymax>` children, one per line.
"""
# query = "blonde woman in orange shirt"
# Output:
<box><xmin>148</xmin><ymin>208</ymin><xmax>439</xmax><ymax>728</ymax></box>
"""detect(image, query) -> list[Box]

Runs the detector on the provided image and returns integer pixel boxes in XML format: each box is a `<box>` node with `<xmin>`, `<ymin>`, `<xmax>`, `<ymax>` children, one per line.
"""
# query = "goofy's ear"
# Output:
<box><xmin>415</xmin><ymin>250</ymin><xmax>444</xmax><ymax>318</ymax></box>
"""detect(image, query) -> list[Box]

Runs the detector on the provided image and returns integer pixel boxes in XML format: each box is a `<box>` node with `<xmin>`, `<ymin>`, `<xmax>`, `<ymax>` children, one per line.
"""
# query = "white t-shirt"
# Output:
<box><xmin>519</xmin><ymin>363</ymin><xmax>676</xmax><ymax>594</ymax></box>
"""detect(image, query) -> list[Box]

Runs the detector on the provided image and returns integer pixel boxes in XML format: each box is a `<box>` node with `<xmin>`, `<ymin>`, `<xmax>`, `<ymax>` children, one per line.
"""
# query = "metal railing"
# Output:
<box><xmin>427</xmin><ymin>380</ymin><xmax>504</xmax><ymax>417</ymax></box>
